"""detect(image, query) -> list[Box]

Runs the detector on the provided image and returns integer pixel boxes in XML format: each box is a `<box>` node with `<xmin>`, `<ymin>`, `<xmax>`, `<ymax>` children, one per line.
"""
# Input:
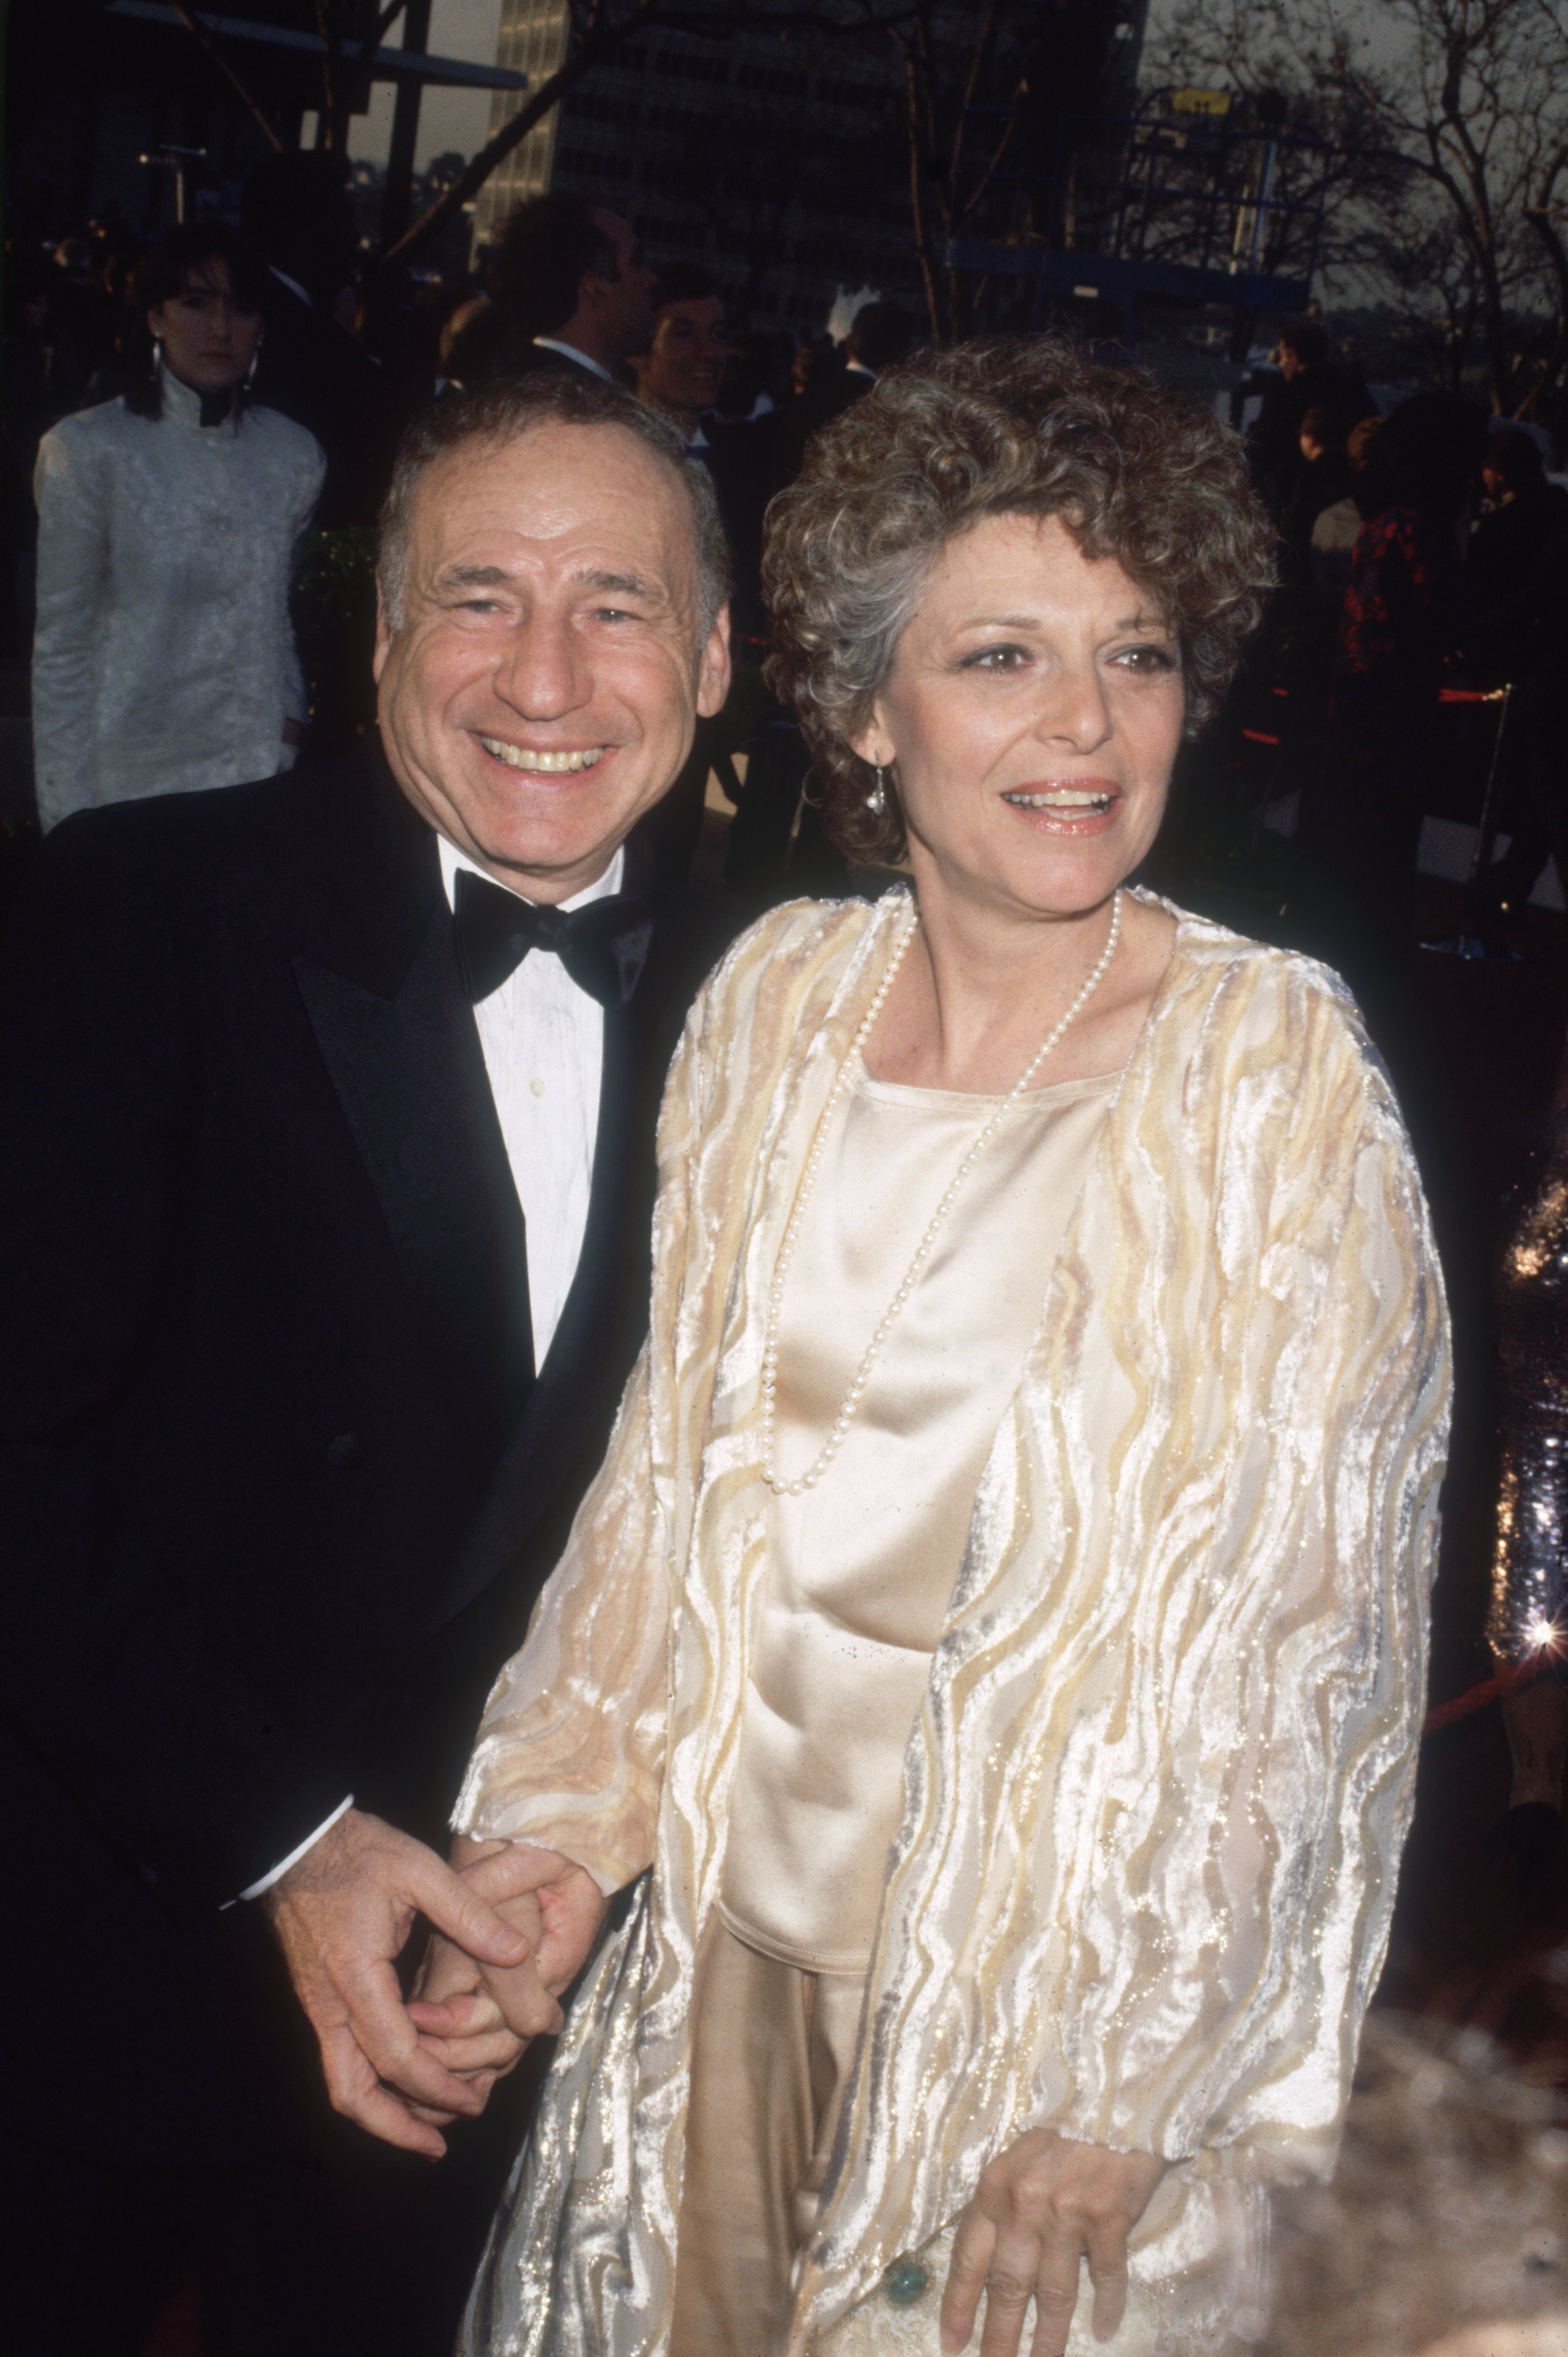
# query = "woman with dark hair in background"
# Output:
<box><xmin>31</xmin><ymin>220</ymin><xmax>324</xmax><ymax>831</ymax></box>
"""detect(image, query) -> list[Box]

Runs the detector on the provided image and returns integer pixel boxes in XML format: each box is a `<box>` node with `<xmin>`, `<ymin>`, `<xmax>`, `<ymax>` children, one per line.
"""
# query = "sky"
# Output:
<box><xmin>338</xmin><ymin>0</ymin><xmax>505</xmax><ymax>171</ymax></box>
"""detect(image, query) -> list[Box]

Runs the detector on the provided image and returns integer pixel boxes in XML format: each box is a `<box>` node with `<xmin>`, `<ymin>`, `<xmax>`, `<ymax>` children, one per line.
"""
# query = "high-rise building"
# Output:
<box><xmin>471</xmin><ymin>2</ymin><xmax>1150</xmax><ymax>340</ymax></box>
<box><xmin>472</xmin><ymin>16</ymin><xmax>920</xmax><ymax>337</ymax></box>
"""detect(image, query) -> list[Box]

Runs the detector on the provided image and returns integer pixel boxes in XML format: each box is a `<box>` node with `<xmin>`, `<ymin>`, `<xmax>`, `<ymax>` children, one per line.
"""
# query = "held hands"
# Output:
<box><xmin>940</xmin><ymin>2129</ymin><xmax>1165</xmax><ymax>2357</ymax></box>
<box><xmin>264</xmin><ymin>1805</ymin><xmax>535</xmax><ymax>2160</ymax></box>
<box><xmin>404</xmin><ymin>1838</ymin><xmax>608</xmax><ymax>2121</ymax></box>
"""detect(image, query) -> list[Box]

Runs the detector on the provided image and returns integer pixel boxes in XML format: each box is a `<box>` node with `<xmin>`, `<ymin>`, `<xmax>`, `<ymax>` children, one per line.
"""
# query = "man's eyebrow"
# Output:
<box><xmin>578</xmin><ymin>568</ymin><xmax>667</xmax><ymax>603</ymax></box>
<box><xmin>437</xmin><ymin>563</ymin><xmax>513</xmax><ymax>592</ymax></box>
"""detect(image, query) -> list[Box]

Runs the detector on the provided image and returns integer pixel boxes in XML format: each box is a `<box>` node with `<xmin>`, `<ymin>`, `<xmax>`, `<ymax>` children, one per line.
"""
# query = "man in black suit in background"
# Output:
<box><xmin>242</xmin><ymin>149</ymin><xmax>395</xmax><ymax>528</ymax></box>
<box><xmin>488</xmin><ymin>190</ymin><xmax>657</xmax><ymax>386</ymax></box>
<box><xmin>0</xmin><ymin>372</ymin><xmax>732</xmax><ymax>2355</ymax></box>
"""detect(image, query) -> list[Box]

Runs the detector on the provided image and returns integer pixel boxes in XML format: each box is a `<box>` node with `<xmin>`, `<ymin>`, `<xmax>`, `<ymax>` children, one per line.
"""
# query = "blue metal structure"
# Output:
<box><xmin>947</xmin><ymin>88</ymin><xmax>1331</xmax><ymax>342</ymax></box>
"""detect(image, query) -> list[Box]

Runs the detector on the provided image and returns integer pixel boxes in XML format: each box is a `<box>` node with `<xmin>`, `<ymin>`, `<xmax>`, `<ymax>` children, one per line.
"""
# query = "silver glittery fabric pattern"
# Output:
<box><xmin>31</xmin><ymin>374</ymin><xmax>324</xmax><ymax>828</ymax></box>
<box><xmin>454</xmin><ymin>893</ymin><xmax>1452</xmax><ymax>2357</ymax></box>
<box><xmin>1489</xmin><ymin>1109</ymin><xmax>1568</xmax><ymax>1662</ymax></box>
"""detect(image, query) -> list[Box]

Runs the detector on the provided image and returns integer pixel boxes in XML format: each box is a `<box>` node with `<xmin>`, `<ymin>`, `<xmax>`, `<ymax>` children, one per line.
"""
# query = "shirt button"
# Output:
<box><xmin>530</xmin><ymin>1077</ymin><xmax>546</xmax><ymax>1097</ymax></box>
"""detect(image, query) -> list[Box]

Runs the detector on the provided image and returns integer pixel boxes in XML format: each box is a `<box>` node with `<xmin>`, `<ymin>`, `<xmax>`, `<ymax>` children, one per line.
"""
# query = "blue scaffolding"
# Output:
<box><xmin>947</xmin><ymin>88</ymin><xmax>1331</xmax><ymax>347</ymax></box>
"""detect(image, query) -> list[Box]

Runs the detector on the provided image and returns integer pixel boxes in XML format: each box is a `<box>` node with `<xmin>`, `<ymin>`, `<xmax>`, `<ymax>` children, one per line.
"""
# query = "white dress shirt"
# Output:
<box><xmin>531</xmin><ymin>336</ymin><xmax>614</xmax><ymax>383</ymax></box>
<box><xmin>238</xmin><ymin>836</ymin><xmax>623</xmax><ymax>1900</ymax></box>
<box><xmin>437</xmin><ymin>835</ymin><xmax>622</xmax><ymax>1369</ymax></box>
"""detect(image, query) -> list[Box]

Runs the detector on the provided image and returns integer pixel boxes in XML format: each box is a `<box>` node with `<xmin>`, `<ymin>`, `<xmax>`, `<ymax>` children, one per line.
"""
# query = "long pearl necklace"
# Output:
<box><xmin>761</xmin><ymin>888</ymin><xmax>1124</xmax><ymax>1497</ymax></box>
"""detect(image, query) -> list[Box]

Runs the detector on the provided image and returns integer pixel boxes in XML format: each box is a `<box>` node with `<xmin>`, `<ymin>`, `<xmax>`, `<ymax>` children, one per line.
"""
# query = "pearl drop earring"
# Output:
<box><xmin>866</xmin><ymin>764</ymin><xmax>888</xmax><ymax>816</ymax></box>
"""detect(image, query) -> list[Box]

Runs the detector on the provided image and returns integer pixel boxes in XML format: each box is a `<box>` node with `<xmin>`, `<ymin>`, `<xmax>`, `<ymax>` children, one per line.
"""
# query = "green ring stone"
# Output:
<box><xmin>883</xmin><ymin>2258</ymin><xmax>929</xmax><ymax>2307</ymax></box>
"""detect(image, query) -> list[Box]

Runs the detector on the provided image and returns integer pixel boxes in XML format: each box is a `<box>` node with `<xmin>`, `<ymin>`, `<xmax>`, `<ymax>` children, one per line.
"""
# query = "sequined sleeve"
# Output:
<box><xmin>1042</xmin><ymin>987</ymin><xmax>1447</xmax><ymax>2174</ymax></box>
<box><xmin>1487</xmin><ymin>1110</ymin><xmax>1568</xmax><ymax>1664</ymax></box>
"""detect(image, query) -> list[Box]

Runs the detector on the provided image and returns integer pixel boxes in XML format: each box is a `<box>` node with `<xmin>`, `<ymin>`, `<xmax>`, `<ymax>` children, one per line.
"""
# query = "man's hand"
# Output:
<box><xmin>939</xmin><ymin>2129</ymin><xmax>1165</xmax><ymax>2357</ymax></box>
<box><xmin>406</xmin><ymin>1840</ymin><xmax>608</xmax><ymax>2091</ymax></box>
<box><xmin>263</xmin><ymin>1806</ymin><xmax>533</xmax><ymax>2159</ymax></box>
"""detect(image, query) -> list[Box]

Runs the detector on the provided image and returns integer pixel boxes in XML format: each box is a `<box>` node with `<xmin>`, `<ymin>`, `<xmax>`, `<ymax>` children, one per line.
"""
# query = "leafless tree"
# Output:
<box><xmin>1148</xmin><ymin>0</ymin><xmax>1568</xmax><ymax>415</ymax></box>
<box><xmin>870</xmin><ymin>0</ymin><xmax>1134</xmax><ymax>342</ymax></box>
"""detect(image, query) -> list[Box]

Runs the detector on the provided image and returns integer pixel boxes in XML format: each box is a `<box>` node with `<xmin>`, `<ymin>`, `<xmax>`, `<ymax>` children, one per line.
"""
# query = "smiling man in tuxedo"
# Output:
<box><xmin>0</xmin><ymin>372</ymin><xmax>732</xmax><ymax>2355</ymax></box>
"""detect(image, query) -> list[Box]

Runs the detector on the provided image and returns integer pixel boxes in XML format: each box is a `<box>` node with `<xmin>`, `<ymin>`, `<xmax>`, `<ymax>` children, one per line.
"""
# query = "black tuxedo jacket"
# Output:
<box><xmin>0</xmin><ymin>745</ymin><xmax>732</xmax><ymax>2154</ymax></box>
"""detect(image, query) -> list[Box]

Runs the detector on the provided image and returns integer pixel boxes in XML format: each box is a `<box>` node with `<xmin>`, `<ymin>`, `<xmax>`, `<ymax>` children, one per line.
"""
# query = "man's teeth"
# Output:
<box><xmin>479</xmin><ymin>739</ymin><xmax>606</xmax><ymax>774</ymax></box>
<box><xmin>1004</xmin><ymin>789</ymin><xmax>1116</xmax><ymax>811</ymax></box>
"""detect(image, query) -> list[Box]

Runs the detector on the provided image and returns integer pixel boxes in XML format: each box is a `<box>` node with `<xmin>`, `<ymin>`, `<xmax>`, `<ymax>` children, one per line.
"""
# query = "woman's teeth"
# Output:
<box><xmin>479</xmin><ymin>739</ymin><xmax>606</xmax><ymax>774</ymax></box>
<box><xmin>1004</xmin><ymin>789</ymin><xmax>1116</xmax><ymax>814</ymax></box>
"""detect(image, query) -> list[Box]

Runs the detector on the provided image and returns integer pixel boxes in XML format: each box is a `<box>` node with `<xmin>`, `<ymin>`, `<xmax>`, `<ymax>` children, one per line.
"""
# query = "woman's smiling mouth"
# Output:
<box><xmin>1001</xmin><ymin>782</ymin><xmax>1121</xmax><ymax>827</ymax></box>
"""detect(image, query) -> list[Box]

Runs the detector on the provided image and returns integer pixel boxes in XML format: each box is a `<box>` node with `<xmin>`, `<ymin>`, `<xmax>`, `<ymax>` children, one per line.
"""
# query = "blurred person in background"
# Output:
<box><xmin>488</xmin><ymin>191</ymin><xmax>656</xmax><ymax>385</ymax></box>
<box><xmin>1249</xmin><ymin>315</ymin><xmax>1375</xmax><ymax>517</ymax></box>
<box><xmin>1280</xmin><ymin>403</ymin><xmax>1354</xmax><ymax>580</ymax></box>
<box><xmin>31</xmin><ymin>220</ymin><xmax>324</xmax><ymax>833</ymax></box>
<box><xmin>710</xmin><ymin>328</ymin><xmax>778</xmax><ymax>423</ymax></box>
<box><xmin>242</xmin><ymin>149</ymin><xmax>389</xmax><ymax>526</ymax></box>
<box><xmin>629</xmin><ymin>262</ymin><xmax>727</xmax><ymax>447</ymax></box>
<box><xmin>842</xmin><ymin>296</ymin><xmax>916</xmax><ymax>390</ymax></box>
<box><xmin>1310</xmin><ymin>412</ymin><xmax>1381</xmax><ymax>589</ymax></box>
<box><xmin>703</xmin><ymin>325</ymin><xmax>784</xmax><ymax>643</ymax></box>
<box><xmin>775</xmin><ymin>329</ymin><xmax>859</xmax><ymax>481</ymax></box>
<box><xmin>439</xmin><ymin>294</ymin><xmax>510</xmax><ymax>392</ymax></box>
<box><xmin>1467</xmin><ymin>425</ymin><xmax>1568</xmax><ymax>924</ymax></box>
<box><xmin>627</xmin><ymin>264</ymin><xmax>757</xmax><ymax>877</ymax></box>
<box><xmin>1301</xmin><ymin>390</ymin><xmax>1487</xmax><ymax>950</ymax></box>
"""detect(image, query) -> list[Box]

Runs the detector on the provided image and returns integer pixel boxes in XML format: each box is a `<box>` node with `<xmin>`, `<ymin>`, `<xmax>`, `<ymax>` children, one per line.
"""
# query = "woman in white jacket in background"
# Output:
<box><xmin>31</xmin><ymin>221</ymin><xmax>324</xmax><ymax>831</ymax></box>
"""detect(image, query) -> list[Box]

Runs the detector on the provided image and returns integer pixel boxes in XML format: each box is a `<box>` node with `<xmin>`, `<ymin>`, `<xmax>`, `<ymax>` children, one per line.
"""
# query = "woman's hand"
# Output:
<box><xmin>404</xmin><ymin>1839</ymin><xmax>609</xmax><ymax>2123</ymax></box>
<box><xmin>940</xmin><ymin>2129</ymin><xmax>1165</xmax><ymax>2357</ymax></box>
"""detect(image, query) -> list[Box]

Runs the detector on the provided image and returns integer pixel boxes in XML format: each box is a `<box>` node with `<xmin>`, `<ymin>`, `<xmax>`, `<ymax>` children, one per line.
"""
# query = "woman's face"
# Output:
<box><xmin>150</xmin><ymin>261</ymin><xmax>264</xmax><ymax>393</ymax></box>
<box><xmin>854</xmin><ymin>511</ymin><xmax>1185</xmax><ymax>921</ymax></box>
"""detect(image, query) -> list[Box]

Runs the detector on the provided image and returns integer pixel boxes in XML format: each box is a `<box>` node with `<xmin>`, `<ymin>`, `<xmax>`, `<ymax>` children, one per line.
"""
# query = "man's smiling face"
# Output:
<box><xmin>374</xmin><ymin>420</ymin><xmax>729</xmax><ymax>903</ymax></box>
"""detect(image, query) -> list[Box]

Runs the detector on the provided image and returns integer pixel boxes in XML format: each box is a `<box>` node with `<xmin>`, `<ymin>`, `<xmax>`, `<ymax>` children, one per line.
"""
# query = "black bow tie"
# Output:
<box><xmin>452</xmin><ymin>867</ymin><xmax>656</xmax><ymax>1009</ymax></box>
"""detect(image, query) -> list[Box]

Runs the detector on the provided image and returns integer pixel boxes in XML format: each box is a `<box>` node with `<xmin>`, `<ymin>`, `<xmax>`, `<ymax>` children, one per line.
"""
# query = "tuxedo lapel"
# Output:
<box><xmin>425</xmin><ymin>988</ymin><xmax>649</xmax><ymax>1634</ymax></box>
<box><xmin>294</xmin><ymin>900</ymin><xmax>534</xmax><ymax>1469</ymax></box>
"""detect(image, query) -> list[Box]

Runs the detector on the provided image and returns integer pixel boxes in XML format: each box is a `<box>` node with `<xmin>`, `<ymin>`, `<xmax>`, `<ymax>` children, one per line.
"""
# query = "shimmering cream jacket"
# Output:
<box><xmin>454</xmin><ymin>890</ymin><xmax>1451</xmax><ymax>2357</ymax></box>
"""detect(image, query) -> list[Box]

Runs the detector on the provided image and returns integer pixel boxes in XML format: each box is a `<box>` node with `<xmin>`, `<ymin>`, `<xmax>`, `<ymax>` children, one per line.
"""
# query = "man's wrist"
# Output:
<box><xmin>235</xmin><ymin>1794</ymin><xmax>356</xmax><ymax>1903</ymax></box>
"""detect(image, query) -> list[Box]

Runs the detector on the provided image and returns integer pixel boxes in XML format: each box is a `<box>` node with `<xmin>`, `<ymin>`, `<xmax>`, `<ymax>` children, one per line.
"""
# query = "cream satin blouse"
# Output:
<box><xmin>719</xmin><ymin>1053</ymin><xmax>1123</xmax><ymax>1973</ymax></box>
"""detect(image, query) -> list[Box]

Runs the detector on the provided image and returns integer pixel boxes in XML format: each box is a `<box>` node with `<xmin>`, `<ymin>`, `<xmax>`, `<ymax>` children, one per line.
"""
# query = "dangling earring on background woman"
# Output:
<box><xmin>867</xmin><ymin>763</ymin><xmax>888</xmax><ymax>817</ymax></box>
<box><xmin>153</xmin><ymin>331</ymin><xmax>166</xmax><ymax>388</ymax></box>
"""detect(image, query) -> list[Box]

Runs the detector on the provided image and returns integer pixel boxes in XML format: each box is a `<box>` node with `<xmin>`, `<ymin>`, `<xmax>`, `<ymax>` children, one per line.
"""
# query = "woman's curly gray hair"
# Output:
<box><xmin>762</xmin><ymin>337</ymin><xmax>1276</xmax><ymax>864</ymax></box>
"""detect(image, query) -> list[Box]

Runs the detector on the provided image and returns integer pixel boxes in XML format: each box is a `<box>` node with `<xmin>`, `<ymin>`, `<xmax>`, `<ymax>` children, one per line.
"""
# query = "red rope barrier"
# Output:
<box><xmin>1423</xmin><ymin>1652</ymin><xmax>1545</xmax><ymax>1734</ymax></box>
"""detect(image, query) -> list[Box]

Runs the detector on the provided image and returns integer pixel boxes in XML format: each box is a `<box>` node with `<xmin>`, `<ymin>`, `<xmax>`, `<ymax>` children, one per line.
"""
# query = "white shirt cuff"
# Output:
<box><xmin>236</xmin><ymin>1794</ymin><xmax>356</xmax><ymax>1902</ymax></box>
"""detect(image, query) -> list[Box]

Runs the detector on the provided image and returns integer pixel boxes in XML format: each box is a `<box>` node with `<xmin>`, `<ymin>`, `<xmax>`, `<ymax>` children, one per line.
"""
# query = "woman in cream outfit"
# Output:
<box><xmin>31</xmin><ymin>222</ymin><xmax>323</xmax><ymax>832</ymax></box>
<box><xmin>415</xmin><ymin>341</ymin><xmax>1451</xmax><ymax>2357</ymax></box>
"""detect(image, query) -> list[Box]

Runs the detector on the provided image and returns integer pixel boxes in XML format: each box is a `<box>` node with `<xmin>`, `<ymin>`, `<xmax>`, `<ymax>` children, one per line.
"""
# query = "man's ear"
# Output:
<box><xmin>696</xmin><ymin>602</ymin><xmax>732</xmax><ymax>720</ymax></box>
<box><xmin>372</xmin><ymin>577</ymin><xmax>392</xmax><ymax>683</ymax></box>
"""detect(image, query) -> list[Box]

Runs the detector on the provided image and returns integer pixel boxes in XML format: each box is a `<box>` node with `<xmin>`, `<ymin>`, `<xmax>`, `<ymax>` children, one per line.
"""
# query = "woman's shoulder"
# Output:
<box><xmin>678</xmin><ymin>890</ymin><xmax>901</xmax><ymax>1088</ymax></box>
<box><xmin>38</xmin><ymin>397</ymin><xmax>130</xmax><ymax>460</ymax></box>
<box><xmin>695</xmin><ymin>889</ymin><xmax>897</xmax><ymax>1013</ymax></box>
<box><xmin>1149</xmin><ymin>891</ymin><xmax>1381</xmax><ymax>1074</ymax></box>
<box><xmin>243</xmin><ymin>403</ymin><xmax>327</xmax><ymax>465</ymax></box>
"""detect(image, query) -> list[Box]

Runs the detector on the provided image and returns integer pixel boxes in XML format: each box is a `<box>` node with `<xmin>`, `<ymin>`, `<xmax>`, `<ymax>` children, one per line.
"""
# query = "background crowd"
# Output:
<box><xmin>7</xmin><ymin>164</ymin><xmax>1568</xmax><ymax>947</ymax></box>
